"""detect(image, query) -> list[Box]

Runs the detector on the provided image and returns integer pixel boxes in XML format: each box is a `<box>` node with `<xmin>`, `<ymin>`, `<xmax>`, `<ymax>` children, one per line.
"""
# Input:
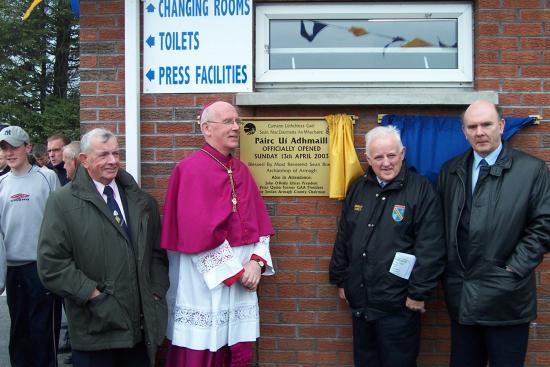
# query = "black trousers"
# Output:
<box><xmin>6</xmin><ymin>262</ymin><xmax>62</xmax><ymax>367</ymax></box>
<box><xmin>450</xmin><ymin>320</ymin><xmax>529</xmax><ymax>367</ymax></box>
<box><xmin>352</xmin><ymin>308</ymin><xmax>421</xmax><ymax>367</ymax></box>
<box><xmin>72</xmin><ymin>342</ymin><xmax>150</xmax><ymax>367</ymax></box>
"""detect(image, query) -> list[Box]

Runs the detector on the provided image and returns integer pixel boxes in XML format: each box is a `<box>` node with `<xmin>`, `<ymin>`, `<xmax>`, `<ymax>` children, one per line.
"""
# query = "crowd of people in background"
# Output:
<box><xmin>0</xmin><ymin>99</ymin><xmax>548</xmax><ymax>367</ymax></box>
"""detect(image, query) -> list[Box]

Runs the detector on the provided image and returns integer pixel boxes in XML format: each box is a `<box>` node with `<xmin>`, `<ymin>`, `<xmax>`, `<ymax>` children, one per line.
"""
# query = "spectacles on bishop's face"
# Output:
<box><xmin>206</xmin><ymin>118</ymin><xmax>243</xmax><ymax>127</ymax></box>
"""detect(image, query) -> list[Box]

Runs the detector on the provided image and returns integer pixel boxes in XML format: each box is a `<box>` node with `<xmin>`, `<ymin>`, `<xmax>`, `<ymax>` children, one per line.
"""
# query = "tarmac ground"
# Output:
<box><xmin>0</xmin><ymin>293</ymin><xmax>71</xmax><ymax>367</ymax></box>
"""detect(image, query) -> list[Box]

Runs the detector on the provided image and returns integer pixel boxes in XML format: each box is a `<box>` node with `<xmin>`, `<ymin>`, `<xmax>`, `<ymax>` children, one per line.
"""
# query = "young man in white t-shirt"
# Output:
<box><xmin>0</xmin><ymin>125</ymin><xmax>61</xmax><ymax>367</ymax></box>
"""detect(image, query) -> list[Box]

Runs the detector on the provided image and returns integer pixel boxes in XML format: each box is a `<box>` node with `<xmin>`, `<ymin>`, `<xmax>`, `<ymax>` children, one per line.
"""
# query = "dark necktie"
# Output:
<box><xmin>103</xmin><ymin>185</ymin><xmax>129</xmax><ymax>236</ymax></box>
<box><xmin>474</xmin><ymin>159</ymin><xmax>489</xmax><ymax>193</ymax></box>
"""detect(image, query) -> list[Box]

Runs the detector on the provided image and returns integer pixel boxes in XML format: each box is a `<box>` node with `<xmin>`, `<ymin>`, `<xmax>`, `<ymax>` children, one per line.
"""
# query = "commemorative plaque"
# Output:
<box><xmin>240</xmin><ymin>119</ymin><xmax>330</xmax><ymax>196</ymax></box>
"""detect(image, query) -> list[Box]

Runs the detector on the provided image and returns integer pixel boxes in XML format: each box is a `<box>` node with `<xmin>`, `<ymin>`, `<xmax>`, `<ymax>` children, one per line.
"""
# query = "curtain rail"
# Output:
<box><xmin>241</xmin><ymin>115</ymin><xmax>358</xmax><ymax>121</ymax></box>
<box><xmin>379</xmin><ymin>114</ymin><xmax>541</xmax><ymax>124</ymax></box>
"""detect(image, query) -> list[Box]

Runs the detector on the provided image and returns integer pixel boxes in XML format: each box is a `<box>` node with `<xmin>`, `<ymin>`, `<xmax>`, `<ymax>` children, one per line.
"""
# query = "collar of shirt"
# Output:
<box><xmin>93</xmin><ymin>179</ymin><xmax>127</xmax><ymax>223</ymax></box>
<box><xmin>376</xmin><ymin>176</ymin><xmax>388</xmax><ymax>188</ymax></box>
<box><xmin>473</xmin><ymin>142</ymin><xmax>503</xmax><ymax>169</ymax></box>
<box><xmin>471</xmin><ymin>142</ymin><xmax>502</xmax><ymax>192</ymax></box>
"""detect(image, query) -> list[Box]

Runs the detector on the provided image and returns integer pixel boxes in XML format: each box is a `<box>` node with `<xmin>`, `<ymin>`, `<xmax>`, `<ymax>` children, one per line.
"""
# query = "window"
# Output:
<box><xmin>255</xmin><ymin>3</ymin><xmax>473</xmax><ymax>88</ymax></box>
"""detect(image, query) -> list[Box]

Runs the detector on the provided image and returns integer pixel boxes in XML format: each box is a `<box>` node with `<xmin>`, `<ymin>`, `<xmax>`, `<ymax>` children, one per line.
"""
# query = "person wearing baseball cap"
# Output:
<box><xmin>0</xmin><ymin>125</ymin><xmax>62</xmax><ymax>367</ymax></box>
<box><xmin>0</xmin><ymin>125</ymin><xmax>30</xmax><ymax>146</ymax></box>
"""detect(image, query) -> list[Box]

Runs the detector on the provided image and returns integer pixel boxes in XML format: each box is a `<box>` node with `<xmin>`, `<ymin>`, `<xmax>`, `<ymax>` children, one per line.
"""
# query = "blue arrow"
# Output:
<box><xmin>146</xmin><ymin>35</ymin><xmax>155</xmax><ymax>47</ymax></box>
<box><xmin>146</xmin><ymin>69</ymin><xmax>155</xmax><ymax>81</ymax></box>
<box><xmin>146</xmin><ymin>3</ymin><xmax>155</xmax><ymax>13</ymax></box>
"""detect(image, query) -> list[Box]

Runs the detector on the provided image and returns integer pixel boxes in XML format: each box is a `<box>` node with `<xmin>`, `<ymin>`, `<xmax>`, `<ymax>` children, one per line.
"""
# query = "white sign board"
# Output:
<box><xmin>143</xmin><ymin>0</ymin><xmax>253</xmax><ymax>93</ymax></box>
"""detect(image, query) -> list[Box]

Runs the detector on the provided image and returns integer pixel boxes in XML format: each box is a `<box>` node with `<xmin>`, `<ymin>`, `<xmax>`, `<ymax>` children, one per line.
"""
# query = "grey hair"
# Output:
<box><xmin>63</xmin><ymin>141</ymin><xmax>81</xmax><ymax>160</ymax></box>
<box><xmin>365</xmin><ymin>125</ymin><xmax>404</xmax><ymax>157</ymax></box>
<box><xmin>80</xmin><ymin>128</ymin><xmax>116</xmax><ymax>154</ymax></box>
<box><xmin>31</xmin><ymin>143</ymin><xmax>48</xmax><ymax>158</ymax></box>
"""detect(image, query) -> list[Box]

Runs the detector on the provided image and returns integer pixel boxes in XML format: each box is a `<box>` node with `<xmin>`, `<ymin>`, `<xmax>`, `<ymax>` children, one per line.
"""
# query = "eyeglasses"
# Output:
<box><xmin>206</xmin><ymin>119</ymin><xmax>243</xmax><ymax>126</ymax></box>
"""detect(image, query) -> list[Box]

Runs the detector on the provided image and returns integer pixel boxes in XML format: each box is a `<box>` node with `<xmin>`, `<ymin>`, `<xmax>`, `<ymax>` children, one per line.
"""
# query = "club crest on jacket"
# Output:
<box><xmin>392</xmin><ymin>205</ymin><xmax>405</xmax><ymax>222</ymax></box>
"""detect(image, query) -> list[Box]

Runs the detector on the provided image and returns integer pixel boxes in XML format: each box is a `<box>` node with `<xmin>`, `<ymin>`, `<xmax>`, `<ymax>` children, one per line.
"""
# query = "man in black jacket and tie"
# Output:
<box><xmin>438</xmin><ymin>100</ymin><xmax>550</xmax><ymax>367</ymax></box>
<box><xmin>38</xmin><ymin>128</ymin><xmax>169</xmax><ymax>367</ymax></box>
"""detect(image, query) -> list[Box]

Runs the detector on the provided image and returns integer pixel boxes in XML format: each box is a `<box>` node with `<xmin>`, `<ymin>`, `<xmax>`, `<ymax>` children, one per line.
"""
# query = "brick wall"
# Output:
<box><xmin>80</xmin><ymin>0</ymin><xmax>550</xmax><ymax>366</ymax></box>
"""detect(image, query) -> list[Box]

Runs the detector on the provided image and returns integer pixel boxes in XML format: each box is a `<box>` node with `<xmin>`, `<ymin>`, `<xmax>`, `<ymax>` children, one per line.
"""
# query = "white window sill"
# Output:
<box><xmin>236</xmin><ymin>88</ymin><xmax>498</xmax><ymax>106</ymax></box>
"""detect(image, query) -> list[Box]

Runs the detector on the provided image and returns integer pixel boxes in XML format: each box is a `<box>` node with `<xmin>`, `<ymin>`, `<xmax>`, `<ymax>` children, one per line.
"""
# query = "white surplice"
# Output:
<box><xmin>166</xmin><ymin>236</ymin><xmax>274</xmax><ymax>351</ymax></box>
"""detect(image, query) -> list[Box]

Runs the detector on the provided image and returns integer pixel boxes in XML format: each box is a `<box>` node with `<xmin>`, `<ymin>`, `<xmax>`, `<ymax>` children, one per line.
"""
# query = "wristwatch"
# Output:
<box><xmin>253</xmin><ymin>259</ymin><xmax>265</xmax><ymax>268</ymax></box>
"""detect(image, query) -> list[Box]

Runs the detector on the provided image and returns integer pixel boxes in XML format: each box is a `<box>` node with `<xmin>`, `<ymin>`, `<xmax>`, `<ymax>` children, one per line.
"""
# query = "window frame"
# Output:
<box><xmin>255</xmin><ymin>2</ymin><xmax>473</xmax><ymax>88</ymax></box>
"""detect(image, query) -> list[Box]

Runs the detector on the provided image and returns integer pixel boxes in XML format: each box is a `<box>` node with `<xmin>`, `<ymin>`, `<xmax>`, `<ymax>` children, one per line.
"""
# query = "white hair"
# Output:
<box><xmin>200</xmin><ymin>105</ymin><xmax>211</xmax><ymax>124</ymax></box>
<box><xmin>80</xmin><ymin>128</ymin><xmax>116</xmax><ymax>154</ymax></box>
<box><xmin>63</xmin><ymin>141</ymin><xmax>81</xmax><ymax>160</ymax></box>
<box><xmin>365</xmin><ymin>125</ymin><xmax>404</xmax><ymax>157</ymax></box>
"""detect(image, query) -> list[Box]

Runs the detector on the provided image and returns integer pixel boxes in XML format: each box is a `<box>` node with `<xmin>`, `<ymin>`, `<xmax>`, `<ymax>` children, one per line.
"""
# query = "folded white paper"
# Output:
<box><xmin>389</xmin><ymin>252</ymin><xmax>416</xmax><ymax>280</ymax></box>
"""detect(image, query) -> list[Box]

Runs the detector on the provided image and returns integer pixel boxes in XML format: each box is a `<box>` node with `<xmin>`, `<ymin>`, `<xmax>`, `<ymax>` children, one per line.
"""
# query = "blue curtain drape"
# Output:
<box><xmin>71</xmin><ymin>0</ymin><xmax>80</xmax><ymax>18</ymax></box>
<box><xmin>381</xmin><ymin>115</ymin><xmax>536</xmax><ymax>183</ymax></box>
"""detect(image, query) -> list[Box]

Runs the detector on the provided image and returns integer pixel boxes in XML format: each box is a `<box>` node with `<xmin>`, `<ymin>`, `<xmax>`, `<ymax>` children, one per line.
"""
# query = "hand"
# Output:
<box><xmin>405</xmin><ymin>297</ymin><xmax>425</xmax><ymax>313</ymax></box>
<box><xmin>88</xmin><ymin>288</ymin><xmax>102</xmax><ymax>300</ymax></box>
<box><xmin>338</xmin><ymin>288</ymin><xmax>348</xmax><ymax>304</ymax></box>
<box><xmin>240</xmin><ymin>260</ymin><xmax>262</xmax><ymax>291</ymax></box>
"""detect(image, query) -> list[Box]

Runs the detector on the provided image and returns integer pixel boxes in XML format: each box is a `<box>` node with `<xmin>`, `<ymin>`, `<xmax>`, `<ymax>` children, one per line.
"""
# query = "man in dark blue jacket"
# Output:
<box><xmin>438</xmin><ymin>100</ymin><xmax>550</xmax><ymax>367</ymax></box>
<box><xmin>330</xmin><ymin>126</ymin><xmax>445</xmax><ymax>367</ymax></box>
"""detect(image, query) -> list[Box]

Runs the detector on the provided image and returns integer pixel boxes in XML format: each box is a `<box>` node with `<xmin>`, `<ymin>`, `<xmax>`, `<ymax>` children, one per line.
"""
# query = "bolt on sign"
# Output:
<box><xmin>239</xmin><ymin>119</ymin><xmax>330</xmax><ymax>196</ymax></box>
